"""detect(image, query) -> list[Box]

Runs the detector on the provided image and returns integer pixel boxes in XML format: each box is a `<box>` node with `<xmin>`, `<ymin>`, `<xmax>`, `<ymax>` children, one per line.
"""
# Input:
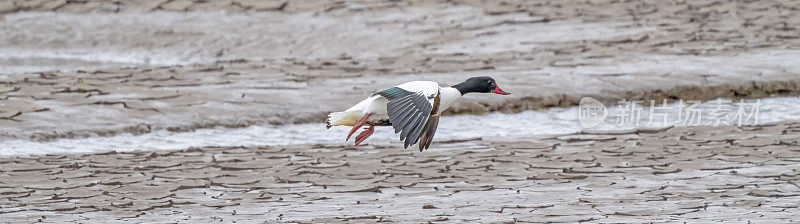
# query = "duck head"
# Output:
<box><xmin>452</xmin><ymin>76</ymin><xmax>511</xmax><ymax>95</ymax></box>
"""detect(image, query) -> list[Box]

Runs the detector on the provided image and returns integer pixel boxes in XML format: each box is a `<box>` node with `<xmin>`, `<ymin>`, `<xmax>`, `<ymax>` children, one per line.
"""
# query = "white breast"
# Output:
<box><xmin>436</xmin><ymin>87</ymin><xmax>462</xmax><ymax>115</ymax></box>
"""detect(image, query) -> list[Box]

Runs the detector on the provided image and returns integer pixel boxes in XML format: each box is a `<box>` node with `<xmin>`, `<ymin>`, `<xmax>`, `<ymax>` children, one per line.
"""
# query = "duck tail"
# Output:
<box><xmin>326</xmin><ymin>111</ymin><xmax>349</xmax><ymax>129</ymax></box>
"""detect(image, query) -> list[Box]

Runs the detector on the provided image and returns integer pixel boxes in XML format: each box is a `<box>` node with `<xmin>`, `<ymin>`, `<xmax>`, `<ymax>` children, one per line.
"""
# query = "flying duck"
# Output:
<box><xmin>326</xmin><ymin>76</ymin><xmax>511</xmax><ymax>151</ymax></box>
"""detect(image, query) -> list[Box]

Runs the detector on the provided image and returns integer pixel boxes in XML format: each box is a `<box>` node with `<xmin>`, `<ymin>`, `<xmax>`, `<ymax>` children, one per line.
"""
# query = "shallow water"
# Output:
<box><xmin>2</xmin><ymin>97</ymin><xmax>798</xmax><ymax>156</ymax></box>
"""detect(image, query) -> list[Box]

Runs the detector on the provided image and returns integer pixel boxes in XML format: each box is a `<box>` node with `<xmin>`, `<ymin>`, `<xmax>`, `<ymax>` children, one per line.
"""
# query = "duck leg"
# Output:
<box><xmin>354</xmin><ymin>125</ymin><xmax>374</xmax><ymax>146</ymax></box>
<box><xmin>346</xmin><ymin>113</ymin><xmax>371</xmax><ymax>141</ymax></box>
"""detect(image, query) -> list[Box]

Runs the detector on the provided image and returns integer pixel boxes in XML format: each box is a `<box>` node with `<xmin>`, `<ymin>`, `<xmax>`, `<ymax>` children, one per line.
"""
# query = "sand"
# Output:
<box><xmin>1</xmin><ymin>122</ymin><xmax>799</xmax><ymax>222</ymax></box>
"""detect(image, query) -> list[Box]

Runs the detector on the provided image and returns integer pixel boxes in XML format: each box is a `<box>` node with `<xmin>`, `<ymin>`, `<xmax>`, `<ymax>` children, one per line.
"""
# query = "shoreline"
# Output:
<box><xmin>3</xmin><ymin>96</ymin><xmax>798</xmax><ymax>157</ymax></box>
<box><xmin>1</xmin><ymin>61</ymin><xmax>798</xmax><ymax>142</ymax></box>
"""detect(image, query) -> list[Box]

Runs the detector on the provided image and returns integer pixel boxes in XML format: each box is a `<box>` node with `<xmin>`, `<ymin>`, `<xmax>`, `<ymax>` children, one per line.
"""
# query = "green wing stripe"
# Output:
<box><xmin>376</xmin><ymin>87</ymin><xmax>411</xmax><ymax>100</ymax></box>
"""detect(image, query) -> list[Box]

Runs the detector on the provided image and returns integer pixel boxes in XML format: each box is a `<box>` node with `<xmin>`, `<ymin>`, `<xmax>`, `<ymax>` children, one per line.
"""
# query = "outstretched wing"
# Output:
<box><xmin>377</xmin><ymin>84</ymin><xmax>440</xmax><ymax>149</ymax></box>
<box><xmin>418</xmin><ymin>113</ymin><xmax>440</xmax><ymax>151</ymax></box>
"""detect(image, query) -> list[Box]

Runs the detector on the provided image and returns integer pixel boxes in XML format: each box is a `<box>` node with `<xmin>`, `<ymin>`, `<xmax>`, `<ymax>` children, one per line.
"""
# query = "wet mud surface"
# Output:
<box><xmin>2</xmin><ymin>1</ymin><xmax>800</xmax><ymax>222</ymax></box>
<box><xmin>2</xmin><ymin>0</ymin><xmax>800</xmax><ymax>141</ymax></box>
<box><xmin>2</xmin><ymin>122</ymin><xmax>800</xmax><ymax>222</ymax></box>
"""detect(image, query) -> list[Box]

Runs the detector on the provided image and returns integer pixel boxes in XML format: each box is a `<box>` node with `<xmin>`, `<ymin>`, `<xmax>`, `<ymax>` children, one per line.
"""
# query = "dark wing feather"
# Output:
<box><xmin>377</xmin><ymin>87</ymin><xmax>436</xmax><ymax>149</ymax></box>
<box><xmin>418</xmin><ymin>92</ymin><xmax>441</xmax><ymax>151</ymax></box>
<box><xmin>390</xmin><ymin>96</ymin><xmax>418</xmax><ymax>134</ymax></box>
<box><xmin>404</xmin><ymin>111</ymin><xmax>427</xmax><ymax>148</ymax></box>
<box><xmin>418</xmin><ymin>115</ymin><xmax>440</xmax><ymax>151</ymax></box>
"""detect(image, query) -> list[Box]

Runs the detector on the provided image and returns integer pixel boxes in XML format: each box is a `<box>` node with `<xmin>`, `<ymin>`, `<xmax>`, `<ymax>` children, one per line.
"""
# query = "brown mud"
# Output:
<box><xmin>1</xmin><ymin>0</ymin><xmax>800</xmax><ymax>141</ymax></box>
<box><xmin>1</xmin><ymin>122</ymin><xmax>799</xmax><ymax>222</ymax></box>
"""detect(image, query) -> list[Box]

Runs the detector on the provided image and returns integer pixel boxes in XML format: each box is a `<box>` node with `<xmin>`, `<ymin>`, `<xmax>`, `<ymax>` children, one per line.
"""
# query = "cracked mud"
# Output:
<box><xmin>2</xmin><ymin>123</ymin><xmax>800</xmax><ymax>222</ymax></box>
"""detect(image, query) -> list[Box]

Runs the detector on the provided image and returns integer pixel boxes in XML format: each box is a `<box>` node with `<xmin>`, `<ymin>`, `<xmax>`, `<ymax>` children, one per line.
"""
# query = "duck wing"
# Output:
<box><xmin>417</xmin><ymin>109</ymin><xmax>439</xmax><ymax>151</ymax></box>
<box><xmin>376</xmin><ymin>81</ymin><xmax>441</xmax><ymax>149</ymax></box>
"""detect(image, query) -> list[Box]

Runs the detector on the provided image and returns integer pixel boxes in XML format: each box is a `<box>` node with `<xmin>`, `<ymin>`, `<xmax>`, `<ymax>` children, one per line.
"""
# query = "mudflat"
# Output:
<box><xmin>1</xmin><ymin>0</ymin><xmax>800</xmax><ymax>141</ymax></box>
<box><xmin>2</xmin><ymin>0</ymin><xmax>800</xmax><ymax>222</ymax></box>
<box><xmin>1</xmin><ymin>122</ymin><xmax>799</xmax><ymax>223</ymax></box>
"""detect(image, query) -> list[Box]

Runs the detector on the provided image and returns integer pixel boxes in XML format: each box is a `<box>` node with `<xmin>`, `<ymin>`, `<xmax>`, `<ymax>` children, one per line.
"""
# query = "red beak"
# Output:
<box><xmin>491</xmin><ymin>86</ymin><xmax>511</xmax><ymax>95</ymax></box>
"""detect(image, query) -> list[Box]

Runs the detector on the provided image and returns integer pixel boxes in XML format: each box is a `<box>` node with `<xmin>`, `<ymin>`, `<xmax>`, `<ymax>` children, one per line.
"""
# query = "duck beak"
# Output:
<box><xmin>491</xmin><ymin>86</ymin><xmax>511</xmax><ymax>95</ymax></box>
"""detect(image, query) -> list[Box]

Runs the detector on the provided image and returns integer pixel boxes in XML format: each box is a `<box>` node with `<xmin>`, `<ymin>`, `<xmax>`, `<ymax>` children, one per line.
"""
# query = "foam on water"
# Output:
<box><xmin>1</xmin><ymin>97</ymin><xmax>798</xmax><ymax>157</ymax></box>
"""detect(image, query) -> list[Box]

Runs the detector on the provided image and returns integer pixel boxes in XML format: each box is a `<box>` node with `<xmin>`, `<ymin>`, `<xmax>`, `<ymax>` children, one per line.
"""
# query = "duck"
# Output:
<box><xmin>326</xmin><ymin>76</ymin><xmax>511</xmax><ymax>151</ymax></box>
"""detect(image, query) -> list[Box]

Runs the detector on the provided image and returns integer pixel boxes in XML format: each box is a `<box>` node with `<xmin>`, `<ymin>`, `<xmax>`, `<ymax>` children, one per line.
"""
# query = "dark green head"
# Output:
<box><xmin>451</xmin><ymin>76</ymin><xmax>511</xmax><ymax>95</ymax></box>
